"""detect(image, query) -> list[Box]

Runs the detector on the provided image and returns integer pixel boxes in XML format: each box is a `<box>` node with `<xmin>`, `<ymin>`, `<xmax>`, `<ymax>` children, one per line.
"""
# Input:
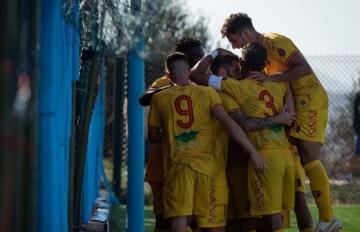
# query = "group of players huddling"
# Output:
<box><xmin>141</xmin><ymin>13</ymin><xmax>342</xmax><ymax>232</ymax></box>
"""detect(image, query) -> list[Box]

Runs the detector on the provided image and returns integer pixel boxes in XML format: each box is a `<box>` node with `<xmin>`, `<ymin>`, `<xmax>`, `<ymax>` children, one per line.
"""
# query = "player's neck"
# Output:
<box><xmin>170</xmin><ymin>78</ymin><xmax>190</xmax><ymax>87</ymax></box>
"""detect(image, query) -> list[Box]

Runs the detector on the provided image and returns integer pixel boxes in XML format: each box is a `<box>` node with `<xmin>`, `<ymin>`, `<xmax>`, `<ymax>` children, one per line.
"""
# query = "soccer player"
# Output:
<box><xmin>140</xmin><ymin>38</ymin><xmax>205</xmax><ymax>106</ymax></box>
<box><xmin>143</xmin><ymin>38</ymin><xmax>205</xmax><ymax>232</ymax></box>
<box><xmin>208</xmin><ymin>55</ymin><xmax>296</xmax><ymax>232</ymax></box>
<box><xmin>197</xmin><ymin>56</ymin><xmax>295</xmax><ymax>232</ymax></box>
<box><xmin>190</xmin><ymin>43</ymin><xmax>295</xmax><ymax>232</ymax></box>
<box><xmin>219</xmin><ymin>12</ymin><xmax>341</xmax><ymax>232</ymax></box>
<box><xmin>148</xmin><ymin>52</ymin><xmax>266</xmax><ymax>232</ymax></box>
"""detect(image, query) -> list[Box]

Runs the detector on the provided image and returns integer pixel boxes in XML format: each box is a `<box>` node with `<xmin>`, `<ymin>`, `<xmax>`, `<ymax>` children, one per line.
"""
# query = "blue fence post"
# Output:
<box><xmin>127</xmin><ymin>38</ymin><xmax>145</xmax><ymax>232</ymax></box>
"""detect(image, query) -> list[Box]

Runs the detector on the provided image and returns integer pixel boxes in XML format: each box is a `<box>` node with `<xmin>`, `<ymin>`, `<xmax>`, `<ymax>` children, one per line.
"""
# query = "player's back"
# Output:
<box><xmin>150</xmin><ymin>84</ymin><xmax>221</xmax><ymax>178</ymax></box>
<box><xmin>221</xmin><ymin>78</ymin><xmax>289</xmax><ymax>150</ymax></box>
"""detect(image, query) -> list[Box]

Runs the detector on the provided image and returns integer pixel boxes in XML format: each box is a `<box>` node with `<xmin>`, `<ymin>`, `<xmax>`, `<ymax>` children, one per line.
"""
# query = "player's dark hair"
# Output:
<box><xmin>211</xmin><ymin>55</ymin><xmax>240</xmax><ymax>75</ymax></box>
<box><xmin>221</xmin><ymin>13</ymin><xmax>254</xmax><ymax>38</ymax></box>
<box><xmin>165</xmin><ymin>52</ymin><xmax>189</xmax><ymax>74</ymax></box>
<box><xmin>176</xmin><ymin>37</ymin><xmax>203</xmax><ymax>53</ymax></box>
<box><xmin>242</xmin><ymin>43</ymin><xmax>267</xmax><ymax>71</ymax></box>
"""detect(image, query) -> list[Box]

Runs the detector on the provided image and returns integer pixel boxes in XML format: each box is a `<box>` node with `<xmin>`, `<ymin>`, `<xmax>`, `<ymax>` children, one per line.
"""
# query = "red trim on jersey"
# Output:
<box><xmin>284</xmin><ymin>50</ymin><xmax>298</xmax><ymax>66</ymax></box>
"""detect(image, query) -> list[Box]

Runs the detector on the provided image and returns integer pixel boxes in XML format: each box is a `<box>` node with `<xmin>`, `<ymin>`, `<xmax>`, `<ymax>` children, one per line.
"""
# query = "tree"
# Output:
<box><xmin>142</xmin><ymin>0</ymin><xmax>211</xmax><ymax>86</ymax></box>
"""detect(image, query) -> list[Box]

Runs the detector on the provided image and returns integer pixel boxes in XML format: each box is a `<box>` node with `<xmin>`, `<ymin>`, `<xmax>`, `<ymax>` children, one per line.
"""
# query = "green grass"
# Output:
<box><xmin>110</xmin><ymin>205</ymin><xmax>360</xmax><ymax>232</ymax></box>
<box><xmin>287</xmin><ymin>205</ymin><xmax>360</xmax><ymax>232</ymax></box>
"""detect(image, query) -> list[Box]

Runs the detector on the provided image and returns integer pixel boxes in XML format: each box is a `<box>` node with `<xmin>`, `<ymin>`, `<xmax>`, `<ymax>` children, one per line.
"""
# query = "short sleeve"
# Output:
<box><xmin>219</xmin><ymin>92</ymin><xmax>240</xmax><ymax>113</ymax></box>
<box><xmin>206</xmin><ymin>88</ymin><xmax>222</xmax><ymax>110</ymax></box>
<box><xmin>220</xmin><ymin>79</ymin><xmax>248</xmax><ymax>101</ymax></box>
<box><xmin>148</xmin><ymin>95</ymin><xmax>161</xmax><ymax>128</ymax></box>
<box><xmin>272</xmin><ymin>36</ymin><xmax>298</xmax><ymax>65</ymax></box>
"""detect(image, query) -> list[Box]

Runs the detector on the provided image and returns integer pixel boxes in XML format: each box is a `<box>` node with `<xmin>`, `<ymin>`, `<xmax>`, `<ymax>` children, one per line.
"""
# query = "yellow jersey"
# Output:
<box><xmin>220</xmin><ymin>78</ymin><xmax>290</xmax><ymax>150</ymax></box>
<box><xmin>148</xmin><ymin>84</ymin><xmax>222</xmax><ymax>178</ymax></box>
<box><xmin>260</xmin><ymin>33</ymin><xmax>328</xmax><ymax>110</ymax></box>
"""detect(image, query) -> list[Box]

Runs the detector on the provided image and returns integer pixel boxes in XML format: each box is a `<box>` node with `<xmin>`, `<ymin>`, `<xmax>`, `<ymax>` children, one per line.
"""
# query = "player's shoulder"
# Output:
<box><xmin>263</xmin><ymin>81</ymin><xmax>287</xmax><ymax>96</ymax></box>
<box><xmin>218</xmin><ymin>91</ymin><xmax>236</xmax><ymax>102</ymax></box>
<box><xmin>150</xmin><ymin>75</ymin><xmax>171</xmax><ymax>88</ymax></box>
<box><xmin>150</xmin><ymin>85</ymin><xmax>173</xmax><ymax>102</ymax></box>
<box><xmin>233</xmin><ymin>77</ymin><xmax>256</xmax><ymax>87</ymax></box>
<box><xmin>193</xmin><ymin>85</ymin><xmax>217</xmax><ymax>94</ymax></box>
<box><xmin>222</xmin><ymin>77</ymin><xmax>242</xmax><ymax>86</ymax></box>
<box><xmin>264</xmin><ymin>32</ymin><xmax>291</xmax><ymax>41</ymax></box>
<box><xmin>262</xmin><ymin>32</ymin><xmax>293</xmax><ymax>49</ymax></box>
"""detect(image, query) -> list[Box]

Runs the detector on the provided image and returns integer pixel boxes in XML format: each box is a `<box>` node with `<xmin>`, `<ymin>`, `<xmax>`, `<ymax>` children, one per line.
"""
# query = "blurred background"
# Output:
<box><xmin>1</xmin><ymin>0</ymin><xmax>360</xmax><ymax>231</ymax></box>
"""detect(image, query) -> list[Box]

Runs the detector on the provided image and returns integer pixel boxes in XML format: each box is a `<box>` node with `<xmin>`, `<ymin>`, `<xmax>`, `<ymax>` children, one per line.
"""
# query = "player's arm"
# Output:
<box><xmin>269</xmin><ymin>53</ymin><xmax>313</xmax><ymax>82</ymax></box>
<box><xmin>190</xmin><ymin>54</ymin><xmax>212</xmax><ymax>86</ymax></box>
<box><xmin>148</xmin><ymin>95</ymin><xmax>162</xmax><ymax>143</ymax></box>
<box><xmin>148</xmin><ymin>127</ymin><xmax>162</xmax><ymax>143</ymax></box>
<box><xmin>212</xmin><ymin>105</ymin><xmax>266</xmax><ymax>171</ymax></box>
<box><xmin>249</xmin><ymin>53</ymin><xmax>312</xmax><ymax>82</ymax></box>
<box><xmin>190</xmin><ymin>48</ymin><xmax>234</xmax><ymax>85</ymax></box>
<box><xmin>284</xmin><ymin>82</ymin><xmax>295</xmax><ymax>114</ymax></box>
<box><xmin>229</xmin><ymin>107</ymin><xmax>295</xmax><ymax>131</ymax></box>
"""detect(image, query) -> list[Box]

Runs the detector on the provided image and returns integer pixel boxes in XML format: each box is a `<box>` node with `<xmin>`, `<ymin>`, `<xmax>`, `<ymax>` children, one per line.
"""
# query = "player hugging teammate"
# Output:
<box><xmin>141</xmin><ymin>12</ymin><xmax>342</xmax><ymax>232</ymax></box>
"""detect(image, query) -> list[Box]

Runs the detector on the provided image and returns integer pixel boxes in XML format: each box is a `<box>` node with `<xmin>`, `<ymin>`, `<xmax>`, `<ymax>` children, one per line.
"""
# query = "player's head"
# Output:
<box><xmin>165</xmin><ymin>52</ymin><xmax>190</xmax><ymax>82</ymax></box>
<box><xmin>211</xmin><ymin>55</ymin><xmax>243</xmax><ymax>80</ymax></box>
<box><xmin>221</xmin><ymin>13</ymin><xmax>257</xmax><ymax>49</ymax></box>
<box><xmin>176</xmin><ymin>37</ymin><xmax>205</xmax><ymax>67</ymax></box>
<box><xmin>241</xmin><ymin>43</ymin><xmax>267</xmax><ymax>72</ymax></box>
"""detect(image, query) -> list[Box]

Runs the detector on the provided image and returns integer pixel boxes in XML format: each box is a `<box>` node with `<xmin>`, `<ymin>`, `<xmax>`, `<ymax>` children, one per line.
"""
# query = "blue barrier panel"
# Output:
<box><xmin>127</xmin><ymin>41</ymin><xmax>145</xmax><ymax>232</ymax></box>
<box><xmin>37</xmin><ymin>0</ymin><xmax>79</xmax><ymax>231</ymax></box>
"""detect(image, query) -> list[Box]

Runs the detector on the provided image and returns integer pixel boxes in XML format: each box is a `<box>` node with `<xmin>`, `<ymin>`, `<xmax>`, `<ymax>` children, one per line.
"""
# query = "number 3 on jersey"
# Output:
<box><xmin>174</xmin><ymin>95</ymin><xmax>194</xmax><ymax>128</ymax></box>
<box><xmin>259</xmin><ymin>90</ymin><xmax>277</xmax><ymax>116</ymax></box>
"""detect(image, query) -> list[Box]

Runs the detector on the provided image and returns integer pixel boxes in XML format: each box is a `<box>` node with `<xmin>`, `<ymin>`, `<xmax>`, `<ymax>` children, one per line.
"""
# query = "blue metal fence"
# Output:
<box><xmin>37</xmin><ymin>0</ymin><xmax>104</xmax><ymax>230</ymax></box>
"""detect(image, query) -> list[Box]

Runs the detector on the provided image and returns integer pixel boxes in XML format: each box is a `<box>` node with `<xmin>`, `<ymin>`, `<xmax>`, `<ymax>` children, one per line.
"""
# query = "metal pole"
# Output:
<box><xmin>127</xmin><ymin>0</ymin><xmax>144</xmax><ymax>231</ymax></box>
<box><xmin>113</xmin><ymin>57</ymin><xmax>124</xmax><ymax>198</ymax></box>
<box><xmin>73</xmin><ymin>55</ymin><xmax>99</xmax><ymax>229</ymax></box>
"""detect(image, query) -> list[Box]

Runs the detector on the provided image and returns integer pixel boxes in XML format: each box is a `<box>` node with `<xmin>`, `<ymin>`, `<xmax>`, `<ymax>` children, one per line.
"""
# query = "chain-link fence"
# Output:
<box><xmin>140</xmin><ymin>54</ymin><xmax>360</xmax><ymax>204</ymax></box>
<box><xmin>306</xmin><ymin>55</ymin><xmax>360</xmax><ymax>203</ymax></box>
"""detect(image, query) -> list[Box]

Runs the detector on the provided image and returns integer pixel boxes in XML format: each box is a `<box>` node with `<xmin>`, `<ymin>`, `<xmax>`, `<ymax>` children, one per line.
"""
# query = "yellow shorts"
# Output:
<box><xmin>162</xmin><ymin>164</ymin><xmax>210</xmax><ymax>218</ymax></box>
<box><xmin>282</xmin><ymin>146</ymin><xmax>305</xmax><ymax>229</ymax></box>
<box><xmin>145</xmin><ymin>143</ymin><xmax>163</xmax><ymax>183</ymax></box>
<box><xmin>227</xmin><ymin>154</ymin><xmax>251</xmax><ymax>219</ymax></box>
<box><xmin>196</xmin><ymin>170</ymin><xmax>228</xmax><ymax>228</ymax></box>
<box><xmin>289</xmin><ymin>145</ymin><xmax>306</xmax><ymax>193</ymax></box>
<box><xmin>289</xmin><ymin>108</ymin><xmax>328</xmax><ymax>143</ymax></box>
<box><xmin>248</xmin><ymin>148</ymin><xmax>295</xmax><ymax>216</ymax></box>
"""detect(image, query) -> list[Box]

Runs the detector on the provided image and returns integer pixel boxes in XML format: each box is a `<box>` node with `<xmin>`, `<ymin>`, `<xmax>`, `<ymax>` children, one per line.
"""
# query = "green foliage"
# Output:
<box><xmin>143</xmin><ymin>0</ymin><xmax>210</xmax><ymax>86</ymax></box>
<box><xmin>70</xmin><ymin>0</ymin><xmax>210</xmax><ymax>56</ymax></box>
<box><xmin>143</xmin><ymin>0</ymin><xmax>210</xmax><ymax>55</ymax></box>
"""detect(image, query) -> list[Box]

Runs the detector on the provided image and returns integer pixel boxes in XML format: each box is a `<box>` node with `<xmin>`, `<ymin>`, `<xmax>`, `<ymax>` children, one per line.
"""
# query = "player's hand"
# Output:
<box><xmin>216</xmin><ymin>48</ymin><xmax>237</xmax><ymax>57</ymax></box>
<box><xmin>275</xmin><ymin>105</ymin><xmax>296</xmax><ymax>126</ymax></box>
<box><xmin>249</xmin><ymin>151</ymin><xmax>267</xmax><ymax>172</ymax></box>
<box><xmin>248</xmin><ymin>71</ymin><xmax>271</xmax><ymax>83</ymax></box>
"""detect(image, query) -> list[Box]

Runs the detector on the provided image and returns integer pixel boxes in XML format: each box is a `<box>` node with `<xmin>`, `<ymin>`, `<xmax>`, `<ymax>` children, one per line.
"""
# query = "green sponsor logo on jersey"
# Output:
<box><xmin>271</xmin><ymin>124</ymin><xmax>283</xmax><ymax>133</ymax></box>
<box><xmin>175</xmin><ymin>131</ymin><xmax>199</xmax><ymax>142</ymax></box>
